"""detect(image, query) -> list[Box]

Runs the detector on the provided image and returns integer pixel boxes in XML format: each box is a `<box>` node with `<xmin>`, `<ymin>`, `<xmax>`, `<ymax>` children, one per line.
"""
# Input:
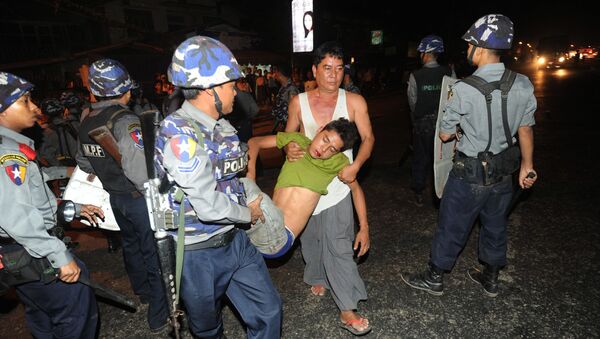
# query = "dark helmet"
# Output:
<box><xmin>59</xmin><ymin>91</ymin><xmax>82</xmax><ymax>109</ymax></box>
<box><xmin>462</xmin><ymin>14</ymin><xmax>514</xmax><ymax>50</ymax></box>
<box><xmin>0</xmin><ymin>72</ymin><xmax>34</xmax><ymax>113</ymax></box>
<box><xmin>168</xmin><ymin>36</ymin><xmax>244</xmax><ymax>89</ymax></box>
<box><xmin>88</xmin><ymin>59</ymin><xmax>132</xmax><ymax>97</ymax></box>
<box><xmin>417</xmin><ymin>35</ymin><xmax>445</xmax><ymax>53</ymax></box>
<box><xmin>41</xmin><ymin>98</ymin><xmax>65</xmax><ymax>117</ymax></box>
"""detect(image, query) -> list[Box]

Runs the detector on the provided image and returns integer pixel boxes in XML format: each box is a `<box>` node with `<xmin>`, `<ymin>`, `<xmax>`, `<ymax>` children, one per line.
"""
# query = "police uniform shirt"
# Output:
<box><xmin>0</xmin><ymin>125</ymin><xmax>73</xmax><ymax>268</ymax></box>
<box><xmin>441</xmin><ymin>63</ymin><xmax>537</xmax><ymax>157</ymax></box>
<box><xmin>160</xmin><ymin>101</ymin><xmax>251</xmax><ymax>236</ymax></box>
<box><xmin>78</xmin><ymin>100</ymin><xmax>148</xmax><ymax>192</ymax></box>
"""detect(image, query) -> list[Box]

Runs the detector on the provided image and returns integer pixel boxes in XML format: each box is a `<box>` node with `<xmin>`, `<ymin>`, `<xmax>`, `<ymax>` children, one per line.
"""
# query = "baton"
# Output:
<box><xmin>77</xmin><ymin>274</ymin><xmax>137</xmax><ymax>311</ymax></box>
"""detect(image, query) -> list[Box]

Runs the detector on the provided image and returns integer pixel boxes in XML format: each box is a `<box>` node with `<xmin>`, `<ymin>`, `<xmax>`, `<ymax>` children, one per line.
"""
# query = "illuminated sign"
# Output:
<box><xmin>292</xmin><ymin>0</ymin><xmax>313</xmax><ymax>53</ymax></box>
<box><xmin>371</xmin><ymin>30</ymin><xmax>383</xmax><ymax>45</ymax></box>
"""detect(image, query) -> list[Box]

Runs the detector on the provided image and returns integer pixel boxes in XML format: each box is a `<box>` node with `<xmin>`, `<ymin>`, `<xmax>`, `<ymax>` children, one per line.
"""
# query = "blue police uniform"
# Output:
<box><xmin>155</xmin><ymin>100</ymin><xmax>282</xmax><ymax>338</ymax></box>
<box><xmin>433</xmin><ymin>62</ymin><xmax>536</xmax><ymax>270</ymax></box>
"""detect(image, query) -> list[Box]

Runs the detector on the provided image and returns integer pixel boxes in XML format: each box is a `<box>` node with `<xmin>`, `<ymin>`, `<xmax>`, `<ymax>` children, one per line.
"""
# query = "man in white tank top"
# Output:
<box><xmin>285</xmin><ymin>41</ymin><xmax>375</xmax><ymax>336</ymax></box>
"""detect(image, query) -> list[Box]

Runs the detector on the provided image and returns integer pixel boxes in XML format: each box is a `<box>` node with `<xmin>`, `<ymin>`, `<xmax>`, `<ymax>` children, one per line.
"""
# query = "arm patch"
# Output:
<box><xmin>170</xmin><ymin>135</ymin><xmax>197</xmax><ymax>162</ymax></box>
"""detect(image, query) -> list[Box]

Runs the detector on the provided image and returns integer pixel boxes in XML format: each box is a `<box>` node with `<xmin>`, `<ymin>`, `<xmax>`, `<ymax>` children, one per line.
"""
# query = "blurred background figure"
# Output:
<box><xmin>406</xmin><ymin>34</ymin><xmax>453</xmax><ymax>207</ymax></box>
<box><xmin>270</xmin><ymin>63</ymin><xmax>299</xmax><ymax>133</ymax></box>
<box><xmin>225</xmin><ymin>78</ymin><xmax>259</xmax><ymax>143</ymax></box>
<box><xmin>343</xmin><ymin>65</ymin><xmax>361</xmax><ymax>94</ymax></box>
<box><xmin>129</xmin><ymin>80</ymin><xmax>158</xmax><ymax>116</ymax></box>
<box><xmin>38</xmin><ymin>98</ymin><xmax>78</xmax><ymax>167</ymax></box>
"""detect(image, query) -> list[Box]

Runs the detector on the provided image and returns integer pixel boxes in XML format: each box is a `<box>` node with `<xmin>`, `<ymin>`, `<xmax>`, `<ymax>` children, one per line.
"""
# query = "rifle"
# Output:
<box><xmin>139</xmin><ymin>110</ymin><xmax>183</xmax><ymax>338</ymax></box>
<box><xmin>0</xmin><ymin>244</ymin><xmax>136</xmax><ymax>310</ymax></box>
<box><xmin>88</xmin><ymin>125</ymin><xmax>122</xmax><ymax>165</ymax></box>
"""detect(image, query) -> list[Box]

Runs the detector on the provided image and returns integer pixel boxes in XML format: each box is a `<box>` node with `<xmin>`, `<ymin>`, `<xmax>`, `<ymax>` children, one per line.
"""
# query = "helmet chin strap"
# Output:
<box><xmin>211</xmin><ymin>88</ymin><xmax>224</xmax><ymax>119</ymax></box>
<box><xmin>467</xmin><ymin>45</ymin><xmax>477</xmax><ymax>65</ymax></box>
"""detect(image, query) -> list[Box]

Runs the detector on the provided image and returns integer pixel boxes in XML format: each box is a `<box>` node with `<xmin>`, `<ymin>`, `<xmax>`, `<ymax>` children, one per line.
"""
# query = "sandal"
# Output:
<box><xmin>340</xmin><ymin>317</ymin><xmax>371</xmax><ymax>336</ymax></box>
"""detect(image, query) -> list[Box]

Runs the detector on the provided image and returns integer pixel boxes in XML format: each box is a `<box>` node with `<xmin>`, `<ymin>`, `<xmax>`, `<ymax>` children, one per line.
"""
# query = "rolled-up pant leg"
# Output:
<box><xmin>239</xmin><ymin>178</ymin><xmax>289</xmax><ymax>255</ymax></box>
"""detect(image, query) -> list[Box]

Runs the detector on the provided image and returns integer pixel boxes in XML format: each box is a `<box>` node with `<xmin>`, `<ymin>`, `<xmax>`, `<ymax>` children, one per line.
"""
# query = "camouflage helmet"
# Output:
<box><xmin>0</xmin><ymin>72</ymin><xmax>34</xmax><ymax>113</ymax></box>
<box><xmin>417</xmin><ymin>35</ymin><xmax>445</xmax><ymax>53</ymax></box>
<box><xmin>59</xmin><ymin>91</ymin><xmax>82</xmax><ymax>109</ymax></box>
<box><xmin>88</xmin><ymin>59</ymin><xmax>132</xmax><ymax>97</ymax></box>
<box><xmin>40</xmin><ymin>98</ymin><xmax>65</xmax><ymax>117</ymax></box>
<box><xmin>168</xmin><ymin>36</ymin><xmax>244</xmax><ymax>89</ymax></box>
<box><xmin>462</xmin><ymin>14</ymin><xmax>514</xmax><ymax>50</ymax></box>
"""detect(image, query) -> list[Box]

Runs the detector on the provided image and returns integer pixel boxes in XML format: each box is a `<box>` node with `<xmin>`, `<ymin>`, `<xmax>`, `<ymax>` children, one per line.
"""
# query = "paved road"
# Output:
<box><xmin>1</xmin><ymin>62</ymin><xmax>599</xmax><ymax>338</ymax></box>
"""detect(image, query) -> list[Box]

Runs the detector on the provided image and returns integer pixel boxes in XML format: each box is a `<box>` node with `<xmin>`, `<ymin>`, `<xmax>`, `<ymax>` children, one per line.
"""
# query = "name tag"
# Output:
<box><xmin>82</xmin><ymin>144</ymin><xmax>105</xmax><ymax>158</ymax></box>
<box><xmin>221</xmin><ymin>156</ymin><xmax>247</xmax><ymax>176</ymax></box>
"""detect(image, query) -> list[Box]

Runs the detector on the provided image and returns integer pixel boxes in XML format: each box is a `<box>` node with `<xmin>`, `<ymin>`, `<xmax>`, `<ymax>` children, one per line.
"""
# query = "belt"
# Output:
<box><xmin>184</xmin><ymin>229</ymin><xmax>238</xmax><ymax>251</ymax></box>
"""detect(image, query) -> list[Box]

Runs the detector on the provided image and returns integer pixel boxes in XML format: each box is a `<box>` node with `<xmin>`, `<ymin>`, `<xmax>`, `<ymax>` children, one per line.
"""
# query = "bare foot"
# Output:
<box><xmin>310</xmin><ymin>285</ymin><xmax>326</xmax><ymax>296</ymax></box>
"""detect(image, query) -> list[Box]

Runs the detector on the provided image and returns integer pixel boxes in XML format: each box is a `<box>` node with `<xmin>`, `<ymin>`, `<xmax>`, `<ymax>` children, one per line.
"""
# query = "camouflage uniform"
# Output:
<box><xmin>158</xmin><ymin>36</ymin><xmax>282</xmax><ymax>338</ymax></box>
<box><xmin>271</xmin><ymin>78</ymin><xmax>299</xmax><ymax>132</ymax></box>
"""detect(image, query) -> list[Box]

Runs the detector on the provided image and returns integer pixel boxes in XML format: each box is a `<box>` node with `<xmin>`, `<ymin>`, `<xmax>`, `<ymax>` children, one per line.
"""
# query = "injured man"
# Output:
<box><xmin>241</xmin><ymin>117</ymin><xmax>369</xmax><ymax>258</ymax></box>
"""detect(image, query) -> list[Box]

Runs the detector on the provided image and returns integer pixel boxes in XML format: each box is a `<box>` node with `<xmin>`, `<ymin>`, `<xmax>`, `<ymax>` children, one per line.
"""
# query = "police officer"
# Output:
<box><xmin>60</xmin><ymin>90</ymin><xmax>85</xmax><ymax>124</ymax></box>
<box><xmin>0</xmin><ymin>72</ymin><xmax>102</xmax><ymax>338</ymax></box>
<box><xmin>129</xmin><ymin>80</ymin><xmax>158</xmax><ymax>117</ymax></box>
<box><xmin>38</xmin><ymin>98</ymin><xmax>78</xmax><ymax>166</ymax></box>
<box><xmin>155</xmin><ymin>36</ymin><xmax>282</xmax><ymax>338</ymax></box>
<box><xmin>402</xmin><ymin>14</ymin><xmax>538</xmax><ymax>297</ymax></box>
<box><xmin>76</xmin><ymin>59</ymin><xmax>169</xmax><ymax>332</ymax></box>
<box><xmin>407</xmin><ymin>35</ymin><xmax>453</xmax><ymax>206</ymax></box>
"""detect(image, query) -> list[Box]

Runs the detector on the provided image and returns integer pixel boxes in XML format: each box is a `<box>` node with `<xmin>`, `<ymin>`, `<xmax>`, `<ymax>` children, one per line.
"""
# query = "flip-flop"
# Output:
<box><xmin>310</xmin><ymin>285</ymin><xmax>326</xmax><ymax>296</ymax></box>
<box><xmin>340</xmin><ymin>317</ymin><xmax>372</xmax><ymax>336</ymax></box>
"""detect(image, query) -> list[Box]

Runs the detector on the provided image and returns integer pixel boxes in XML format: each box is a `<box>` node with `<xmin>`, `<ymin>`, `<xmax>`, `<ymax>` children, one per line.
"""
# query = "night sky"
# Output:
<box><xmin>1</xmin><ymin>1</ymin><xmax>598</xmax><ymax>68</ymax></box>
<box><xmin>242</xmin><ymin>0</ymin><xmax>599</xmax><ymax>50</ymax></box>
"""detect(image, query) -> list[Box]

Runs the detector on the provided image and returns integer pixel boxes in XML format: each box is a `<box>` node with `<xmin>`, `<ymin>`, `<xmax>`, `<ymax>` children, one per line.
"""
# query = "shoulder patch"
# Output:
<box><xmin>128</xmin><ymin>123</ymin><xmax>144</xmax><ymax>149</ymax></box>
<box><xmin>5</xmin><ymin>164</ymin><xmax>27</xmax><ymax>185</ymax></box>
<box><xmin>0</xmin><ymin>154</ymin><xmax>28</xmax><ymax>166</ymax></box>
<box><xmin>170</xmin><ymin>135</ymin><xmax>197</xmax><ymax>162</ymax></box>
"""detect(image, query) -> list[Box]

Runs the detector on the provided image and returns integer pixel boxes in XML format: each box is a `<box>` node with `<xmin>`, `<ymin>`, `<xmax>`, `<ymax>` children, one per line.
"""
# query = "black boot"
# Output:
<box><xmin>467</xmin><ymin>263</ymin><xmax>500</xmax><ymax>297</ymax></box>
<box><xmin>401</xmin><ymin>263</ymin><xmax>444</xmax><ymax>296</ymax></box>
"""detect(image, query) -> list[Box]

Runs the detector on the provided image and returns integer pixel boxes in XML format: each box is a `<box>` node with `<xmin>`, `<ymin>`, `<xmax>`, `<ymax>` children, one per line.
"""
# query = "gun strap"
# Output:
<box><xmin>175</xmin><ymin>198</ymin><xmax>185</xmax><ymax>306</ymax></box>
<box><xmin>171</xmin><ymin>112</ymin><xmax>206</xmax><ymax>305</ymax></box>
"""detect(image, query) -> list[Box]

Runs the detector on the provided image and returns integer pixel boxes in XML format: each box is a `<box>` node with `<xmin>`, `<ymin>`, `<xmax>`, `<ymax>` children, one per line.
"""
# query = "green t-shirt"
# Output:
<box><xmin>274</xmin><ymin>132</ymin><xmax>349</xmax><ymax>194</ymax></box>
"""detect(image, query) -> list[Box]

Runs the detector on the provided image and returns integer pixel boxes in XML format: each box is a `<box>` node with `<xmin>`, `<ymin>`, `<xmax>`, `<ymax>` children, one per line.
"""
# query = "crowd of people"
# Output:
<box><xmin>0</xmin><ymin>13</ymin><xmax>538</xmax><ymax>338</ymax></box>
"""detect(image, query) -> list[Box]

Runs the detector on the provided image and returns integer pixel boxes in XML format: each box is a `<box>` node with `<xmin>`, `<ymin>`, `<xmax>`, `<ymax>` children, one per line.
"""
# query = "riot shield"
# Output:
<box><xmin>433</xmin><ymin>76</ymin><xmax>458</xmax><ymax>198</ymax></box>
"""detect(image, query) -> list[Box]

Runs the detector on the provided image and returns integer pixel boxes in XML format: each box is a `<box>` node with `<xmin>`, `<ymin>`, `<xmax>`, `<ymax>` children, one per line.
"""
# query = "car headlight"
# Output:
<box><xmin>558</xmin><ymin>56</ymin><xmax>565</xmax><ymax>63</ymax></box>
<box><xmin>537</xmin><ymin>57</ymin><xmax>546</xmax><ymax>65</ymax></box>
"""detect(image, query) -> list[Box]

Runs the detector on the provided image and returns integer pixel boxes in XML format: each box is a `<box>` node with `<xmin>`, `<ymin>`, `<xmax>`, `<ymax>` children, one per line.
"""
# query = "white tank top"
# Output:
<box><xmin>299</xmin><ymin>89</ymin><xmax>353</xmax><ymax>215</ymax></box>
